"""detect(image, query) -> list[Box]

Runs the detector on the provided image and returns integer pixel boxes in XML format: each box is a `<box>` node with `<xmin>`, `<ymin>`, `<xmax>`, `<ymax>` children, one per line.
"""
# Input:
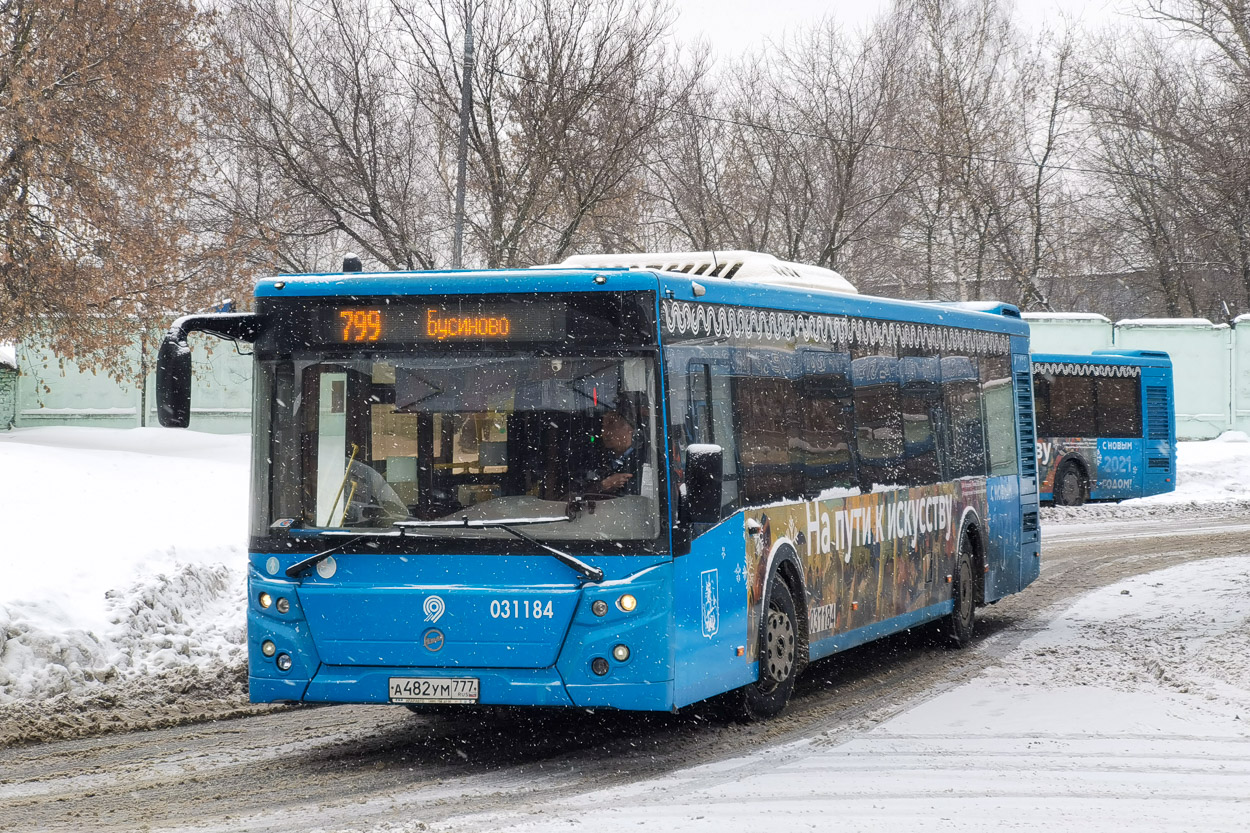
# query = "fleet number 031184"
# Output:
<box><xmin>490</xmin><ymin>599</ymin><xmax>554</xmax><ymax>619</ymax></box>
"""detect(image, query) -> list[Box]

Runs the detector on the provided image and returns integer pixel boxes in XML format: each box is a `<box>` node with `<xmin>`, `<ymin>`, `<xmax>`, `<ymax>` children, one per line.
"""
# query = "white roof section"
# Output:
<box><xmin>0</xmin><ymin>343</ymin><xmax>15</xmax><ymax>370</ymax></box>
<box><xmin>1021</xmin><ymin>312</ymin><xmax>1111</xmax><ymax>322</ymax></box>
<box><xmin>1116</xmin><ymin>317</ymin><xmax>1226</xmax><ymax>329</ymax></box>
<box><xmin>553</xmin><ymin>250</ymin><xmax>858</xmax><ymax>295</ymax></box>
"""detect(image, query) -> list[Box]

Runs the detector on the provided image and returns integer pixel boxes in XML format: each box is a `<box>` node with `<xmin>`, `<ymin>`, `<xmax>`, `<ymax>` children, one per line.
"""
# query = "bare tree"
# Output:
<box><xmin>392</xmin><ymin>0</ymin><xmax>699</xmax><ymax>268</ymax></box>
<box><xmin>211</xmin><ymin>0</ymin><xmax>444</xmax><ymax>274</ymax></box>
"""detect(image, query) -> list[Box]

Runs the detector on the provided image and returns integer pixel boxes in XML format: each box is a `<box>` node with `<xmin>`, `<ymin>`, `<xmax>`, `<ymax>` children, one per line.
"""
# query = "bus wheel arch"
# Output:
<box><xmin>1053</xmin><ymin>458</ymin><xmax>1088</xmax><ymax>506</ymax></box>
<box><xmin>736</xmin><ymin>546</ymin><xmax>806</xmax><ymax>720</ymax></box>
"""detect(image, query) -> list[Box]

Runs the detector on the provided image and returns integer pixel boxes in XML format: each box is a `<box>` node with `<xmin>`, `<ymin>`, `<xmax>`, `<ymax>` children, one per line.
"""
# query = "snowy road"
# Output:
<box><xmin>2</xmin><ymin>513</ymin><xmax>1247</xmax><ymax>833</ymax></box>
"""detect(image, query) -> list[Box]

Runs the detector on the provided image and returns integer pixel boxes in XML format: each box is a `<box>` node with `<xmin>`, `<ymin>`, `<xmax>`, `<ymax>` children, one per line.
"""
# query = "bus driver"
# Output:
<box><xmin>579</xmin><ymin>408</ymin><xmax>644</xmax><ymax>496</ymax></box>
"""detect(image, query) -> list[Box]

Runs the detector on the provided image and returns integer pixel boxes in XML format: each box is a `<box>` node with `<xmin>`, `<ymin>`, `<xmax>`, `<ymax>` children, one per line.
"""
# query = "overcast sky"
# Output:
<box><xmin>670</xmin><ymin>0</ymin><xmax>1141</xmax><ymax>57</ymax></box>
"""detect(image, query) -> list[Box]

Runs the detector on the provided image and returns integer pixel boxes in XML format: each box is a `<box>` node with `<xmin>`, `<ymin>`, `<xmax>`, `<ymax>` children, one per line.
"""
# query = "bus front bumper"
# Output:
<box><xmin>248</xmin><ymin>561</ymin><xmax>676</xmax><ymax>711</ymax></box>
<box><xmin>250</xmin><ymin>667</ymin><xmax>674</xmax><ymax>711</ymax></box>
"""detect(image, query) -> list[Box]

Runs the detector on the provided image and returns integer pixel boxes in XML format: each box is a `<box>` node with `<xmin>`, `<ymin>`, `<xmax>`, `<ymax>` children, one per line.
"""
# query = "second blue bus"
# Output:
<box><xmin>1032</xmin><ymin>350</ymin><xmax>1176</xmax><ymax>506</ymax></box>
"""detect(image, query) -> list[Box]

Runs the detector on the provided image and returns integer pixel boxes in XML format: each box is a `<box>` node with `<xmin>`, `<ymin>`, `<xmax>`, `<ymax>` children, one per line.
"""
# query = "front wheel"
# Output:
<box><xmin>946</xmin><ymin>539</ymin><xmax>977</xmax><ymax>647</ymax></box>
<box><xmin>734</xmin><ymin>575</ymin><xmax>799</xmax><ymax>720</ymax></box>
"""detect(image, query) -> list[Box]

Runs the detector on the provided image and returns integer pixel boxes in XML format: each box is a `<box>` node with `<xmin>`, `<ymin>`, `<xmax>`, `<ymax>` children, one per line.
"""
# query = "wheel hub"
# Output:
<box><xmin>765</xmin><ymin>606</ymin><xmax>795</xmax><ymax>684</ymax></box>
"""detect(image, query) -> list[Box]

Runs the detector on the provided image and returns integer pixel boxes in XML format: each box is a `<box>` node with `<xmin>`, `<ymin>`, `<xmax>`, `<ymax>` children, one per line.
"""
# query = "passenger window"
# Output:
<box><xmin>798</xmin><ymin>350</ymin><xmax>855</xmax><ymax>494</ymax></box>
<box><xmin>1095</xmin><ymin>376</ymin><xmax>1142</xmax><ymax>437</ymax></box>
<box><xmin>981</xmin><ymin>355</ymin><xmax>1018</xmax><ymax>477</ymax></box>
<box><xmin>942</xmin><ymin>355</ymin><xmax>986</xmax><ymax>479</ymax></box>
<box><xmin>852</xmin><ymin>355</ymin><xmax>904</xmax><ymax>489</ymax></box>
<box><xmin>899</xmin><ymin>356</ymin><xmax>941</xmax><ymax>486</ymax></box>
<box><xmin>1047</xmin><ymin>375</ymin><xmax>1096</xmax><ymax>437</ymax></box>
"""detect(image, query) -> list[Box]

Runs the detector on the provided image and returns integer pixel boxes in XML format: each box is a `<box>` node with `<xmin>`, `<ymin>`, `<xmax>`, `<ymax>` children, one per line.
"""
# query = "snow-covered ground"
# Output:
<box><xmin>436</xmin><ymin>555</ymin><xmax>1250</xmax><ymax>833</ymax></box>
<box><xmin>1</xmin><ymin>427</ymin><xmax>1249</xmax><ymax>711</ymax></box>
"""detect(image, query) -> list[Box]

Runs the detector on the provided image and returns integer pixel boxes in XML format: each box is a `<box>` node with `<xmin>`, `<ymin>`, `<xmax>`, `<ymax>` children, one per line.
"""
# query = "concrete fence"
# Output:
<box><xmin>13</xmin><ymin>337</ymin><xmax>253</xmax><ymax>434</ymax></box>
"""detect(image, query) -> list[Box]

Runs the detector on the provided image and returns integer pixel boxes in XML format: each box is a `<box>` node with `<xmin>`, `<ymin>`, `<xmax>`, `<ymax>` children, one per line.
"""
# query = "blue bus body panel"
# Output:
<box><xmin>255</xmin><ymin>269</ymin><xmax>665</xmax><ymax>298</ymax></box>
<box><xmin>809</xmin><ymin>601</ymin><xmax>952</xmax><ymax>661</ymax></box>
<box><xmin>1090</xmin><ymin>438</ymin><xmax>1143</xmax><ymax>500</ymax></box>
<box><xmin>673</xmin><ymin>514</ymin><xmax>756</xmax><ymax>708</ymax></box>
<box><xmin>1140</xmin><ymin>365</ymin><xmax>1177</xmax><ymax>496</ymax></box>
<box><xmin>985</xmin><ymin>474</ymin><xmax>1023</xmax><ymax>599</ymax></box>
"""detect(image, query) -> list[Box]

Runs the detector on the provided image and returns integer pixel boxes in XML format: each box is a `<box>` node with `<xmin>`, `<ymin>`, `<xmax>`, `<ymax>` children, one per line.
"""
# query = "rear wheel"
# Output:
<box><xmin>735</xmin><ymin>575</ymin><xmax>799</xmax><ymax>720</ymax></box>
<box><xmin>946</xmin><ymin>537</ymin><xmax>977</xmax><ymax>647</ymax></box>
<box><xmin>1053</xmin><ymin>462</ymin><xmax>1086</xmax><ymax>506</ymax></box>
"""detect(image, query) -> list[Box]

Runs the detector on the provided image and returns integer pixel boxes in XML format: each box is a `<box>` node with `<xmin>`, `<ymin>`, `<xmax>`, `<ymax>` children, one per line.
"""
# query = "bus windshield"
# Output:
<box><xmin>255</xmin><ymin>352</ymin><xmax>661</xmax><ymax>544</ymax></box>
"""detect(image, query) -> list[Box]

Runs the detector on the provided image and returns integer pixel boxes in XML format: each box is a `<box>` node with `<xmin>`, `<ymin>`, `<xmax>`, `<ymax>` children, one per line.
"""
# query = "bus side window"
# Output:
<box><xmin>683</xmin><ymin>359</ymin><xmax>740</xmax><ymax>517</ymax></box>
<box><xmin>981</xmin><ymin>355</ymin><xmax>1018</xmax><ymax>477</ymax></box>
<box><xmin>1049</xmin><ymin>375</ymin><xmax>1096</xmax><ymax>437</ymax></box>
<box><xmin>798</xmin><ymin>350</ymin><xmax>855</xmax><ymax>495</ymax></box>
<box><xmin>689</xmin><ymin>363</ymin><xmax>713</xmax><ymax>444</ymax></box>
<box><xmin>852</xmin><ymin>354</ymin><xmax>904</xmax><ymax>490</ymax></box>
<box><xmin>942</xmin><ymin>355</ymin><xmax>986</xmax><ymax>479</ymax></box>
<box><xmin>899</xmin><ymin>355</ymin><xmax>941</xmax><ymax>487</ymax></box>
<box><xmin>1033</xmin><ymin>373</ymin><xmax>1052</xmax><ymax>436</ymax></box>
<box><xmin>736</xmin><ymin>349</ymin><xmax>802</xmax><ymax>506</ymax></box>
<box><xmin>1095</xmin><ymin>375</ymin><xmax>1142</xmax><ymax>437</ymax></box>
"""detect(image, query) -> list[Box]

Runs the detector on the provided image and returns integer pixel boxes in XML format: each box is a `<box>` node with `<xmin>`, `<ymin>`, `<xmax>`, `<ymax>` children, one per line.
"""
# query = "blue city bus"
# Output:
<box><xmin>156</xmin><ymin>253</ymin><xmax>1040</xmax><ymax>718</ymax></box>
<box><xmin>1032</xmin><ymin>350</ymin><xmax>1176</xmax><ymax>506</ymax></box>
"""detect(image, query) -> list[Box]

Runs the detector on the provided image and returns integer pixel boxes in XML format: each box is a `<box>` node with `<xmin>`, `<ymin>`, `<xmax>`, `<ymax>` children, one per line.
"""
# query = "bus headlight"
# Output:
<box><xmin>261</xmin><ymin>640</ymin><xmax>277</xmax><ymax>657</ymax></box>
<box><xmin>612</xmin><ymin>644</ymin><xmax>630</xmax><ymax>662</ymax></box>
<box><xmin>617</xmin><ymin>594</ymin><xmax>637</xmax><ymax>612</ymax></box>
<box><xmin>275</xmin><ymin>597</ymin><xmax>290</xmax><ymax>614</ymax></box>
<box><xmin>275</xmin><ymin>653</ymin><xmax>293</xmax><ymax>672</ymax></box>
<box><xmin>259</xmin><ymin>592</ymin><xmax>272</xmax><ymax>609</ymax></box>
<box><xmin>592</xmin><ymin>600</ymin><xmax>608</xmax><ymax>616</ymax></box>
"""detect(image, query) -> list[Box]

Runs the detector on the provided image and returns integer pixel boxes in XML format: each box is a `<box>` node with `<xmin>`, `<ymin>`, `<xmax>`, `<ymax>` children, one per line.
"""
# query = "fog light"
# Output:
<box><xmin>617</xmin><ymin>594</ymin><xmax>637</xmax><ymax>612</ymax></box>
<box><xmin>275</xmin><ymin>597</ymin><xmax>290</xmax><ymax>614</ymax></box>
<box><xmin>591</xmin><ymin>657</ymin><xmax>610</xmax><ymax>676</ymax></box>
<box><xmin>612</xmin><ymin>644</ymin><xmax>630</xmax><ymax>662</ymax></box>
<box><xmin>275</xmin><ymin>653</ymin><xmax>293</xmax><ymax>672</ymax></box>
<box><xmin>261</xmin><ymin>640</ymin><xmax>276</xmax><ymax>657</ymax></box>
<box><xmin>592</xmin><ymin>600</ymin><xmax>608</xmax><ymax>616</ymax></box>
<box><xmin>259</xmin><ymin>592</ymin><xmax>272</xmax><ymax>609</ymax></box>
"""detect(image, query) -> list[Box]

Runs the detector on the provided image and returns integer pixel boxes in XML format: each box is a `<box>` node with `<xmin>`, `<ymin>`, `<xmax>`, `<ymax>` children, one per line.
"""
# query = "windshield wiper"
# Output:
<box><xmin>394</xmin><ymin>516</ymin><xmax>605</xmax><ymax>583</ymax></box>
<box><xmin>285</xmin><ymin>533</ymin><xmax>375</xmax><ymax>578</ymax></box>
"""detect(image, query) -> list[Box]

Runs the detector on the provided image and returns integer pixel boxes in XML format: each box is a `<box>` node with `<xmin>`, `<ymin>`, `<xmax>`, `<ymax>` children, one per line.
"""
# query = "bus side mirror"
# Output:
<box><xmin>684</xmin><ymin>443</ymin><xmax>723</xmax><ymax>525</ymax></box>
<box><xmin>156</xmin><ymin>335</ymin><xmax>193</xmax><ymax>428</ymax></box>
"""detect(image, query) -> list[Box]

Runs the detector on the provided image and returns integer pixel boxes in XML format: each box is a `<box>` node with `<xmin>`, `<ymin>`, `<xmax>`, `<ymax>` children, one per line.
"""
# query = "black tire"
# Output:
<box><xmin>735</xmin><ymin>575</ymin><xmax>800</xmax><ymax>720</ymax></box>
<box><xmin>946</xmin><ymin>536</ymin><xmax>977</xmax><ymax>647</ymax></box>
<box><xmin>1053</xmin><ymin>461</ymin><xmax>1086</xmax><ymax>506</ymax></box>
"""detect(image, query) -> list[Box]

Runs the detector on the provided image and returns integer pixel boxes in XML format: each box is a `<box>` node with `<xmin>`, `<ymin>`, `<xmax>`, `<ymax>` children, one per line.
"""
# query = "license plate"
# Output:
<box><xmin>388</xmin><ymin>677</ymin><xmax>480</xmax><ymax>704</ymax></box>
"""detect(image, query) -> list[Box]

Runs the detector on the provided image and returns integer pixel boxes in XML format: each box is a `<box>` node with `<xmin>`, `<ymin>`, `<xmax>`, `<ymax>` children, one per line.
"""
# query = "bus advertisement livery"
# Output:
<box><xmin>1032</xmin><ymin>350</ymin><xmax>1176</xmax><ymax>506</ymax></box>
<box><xmin>156</xmin><ymin>252</ymin><xmax>1040</xmax><ymax>718</ymax></box>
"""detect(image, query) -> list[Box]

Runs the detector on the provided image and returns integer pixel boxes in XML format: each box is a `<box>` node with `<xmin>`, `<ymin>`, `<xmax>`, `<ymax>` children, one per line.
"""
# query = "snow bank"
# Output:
<box><xmin>0</xmin><ymin>428</ymin><xmax>249</xmax><ymax>706</ymax></box>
